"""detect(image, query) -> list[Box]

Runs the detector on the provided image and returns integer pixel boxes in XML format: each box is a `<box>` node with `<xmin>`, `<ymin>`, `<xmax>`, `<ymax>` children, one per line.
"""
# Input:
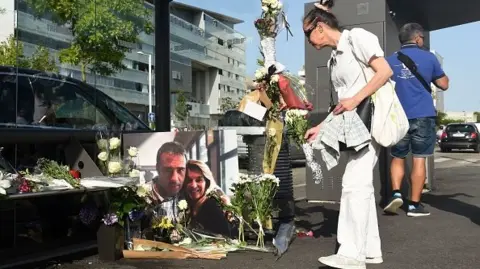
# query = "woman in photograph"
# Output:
<box><xmin>182</xmin><ymin>160</ymin><xmax>234</xmax><ymax>238</ymax></box>
<box><xmin>303</xmin><ymin>0</ymin><xmax>393</xmax><ymax>268</ymax></box>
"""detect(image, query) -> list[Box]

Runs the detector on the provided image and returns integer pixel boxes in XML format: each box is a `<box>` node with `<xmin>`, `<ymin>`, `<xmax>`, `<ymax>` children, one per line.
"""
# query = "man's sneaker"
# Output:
<box><xmin>366</xmin><ymin>257</ymin><xmax>383</xmax><ymax>264</ymax></box>
<box><xmin>383</xmin><ymin>195</ymin><xmax>404</xmax><ymax>214</ymax></box>
<box><xmin>318</xmin><ymin>254</ymin><xmax>366</xmax><ymax>269</ymax></box>
<box><xmin>407</xmin><ymin>204</ymin><xmax>430</xmax><ymax>217</ymax></box>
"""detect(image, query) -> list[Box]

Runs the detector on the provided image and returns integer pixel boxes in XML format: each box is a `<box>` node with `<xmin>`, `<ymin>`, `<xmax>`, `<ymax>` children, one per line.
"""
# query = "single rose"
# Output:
<box><xmin>108</xmin><ymin>161</ymin><xmax>122</xmax><ymax>174</ymax></box>
<box><xmin>98</xmin><ymin>151</ymin><xmax>108</xmax><ymax>162</ymax></box>
<box><xmin>109</xmin><ymin>137</ymin><xmax>121</xmax><ymax>150</ymax></box>
<box><xmin>127</xmin><ymin>146</ymin><xmax>138</xmax><ymax>157</ymax></box>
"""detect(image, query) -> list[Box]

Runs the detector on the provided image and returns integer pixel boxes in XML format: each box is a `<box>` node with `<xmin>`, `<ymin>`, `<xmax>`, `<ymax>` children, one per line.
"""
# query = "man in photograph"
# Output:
<box><xmin>151</xmin><ymin>141</ymin><xmax>187</xmax><ymax>221</ymax></box>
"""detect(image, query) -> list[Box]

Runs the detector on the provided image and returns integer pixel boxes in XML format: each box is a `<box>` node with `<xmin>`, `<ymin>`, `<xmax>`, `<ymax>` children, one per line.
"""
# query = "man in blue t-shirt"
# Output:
<box><xmin>384</xmin><ymin>23</ymin><xmax>449</xmax><ymax>217</ymax></box>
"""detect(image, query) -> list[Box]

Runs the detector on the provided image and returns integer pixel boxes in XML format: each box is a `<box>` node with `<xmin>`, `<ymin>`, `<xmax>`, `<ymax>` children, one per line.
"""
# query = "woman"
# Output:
<box><xmin>303</xmin><ymin>1</ymin><xmax>393</xmax><ymax>268</ymax></box>
<box><xmin>183</xmin><ymin>160</ymin><xmax>234</xmax><ymax>238</ymax></box>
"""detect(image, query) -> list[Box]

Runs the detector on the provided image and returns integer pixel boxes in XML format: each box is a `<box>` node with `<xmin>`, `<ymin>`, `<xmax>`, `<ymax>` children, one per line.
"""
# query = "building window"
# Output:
<box><xmin>227</xmin><ymin>86</ymin><xmax>230</xmax><ymax>92</ymax></box>
<box><xmin>218</xmin><ymin>39</ymin><xmax>224</xmax><ymax>46</ymax></box>
<box><xmin>235</xmin><ymin>74</ymin><xmax>239</xmax><ymax>80</ymax></box>
<box><xmin>218</xmin><ymin>69</ymin><xmax>223</xmax><ymax>75</ymax></box>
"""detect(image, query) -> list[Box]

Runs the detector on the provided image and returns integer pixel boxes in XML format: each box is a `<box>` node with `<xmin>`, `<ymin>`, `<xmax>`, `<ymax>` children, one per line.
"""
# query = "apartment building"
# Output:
<box><xmin>0</xmin><ymin>0</ymin><xmax>247</xmax><ymax>127</ymax></box>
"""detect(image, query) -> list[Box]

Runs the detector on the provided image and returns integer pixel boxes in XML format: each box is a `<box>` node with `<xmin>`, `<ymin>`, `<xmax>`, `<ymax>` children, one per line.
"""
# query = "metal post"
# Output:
<box><xmin>155</xmin><ymin>0</ymin><xmax>171</xmax><ymax>132</ymax></box>
<box><xmin>148</xmin><ymin>54</ymin><xmax>152</xmax><ymax>115</ymax></box>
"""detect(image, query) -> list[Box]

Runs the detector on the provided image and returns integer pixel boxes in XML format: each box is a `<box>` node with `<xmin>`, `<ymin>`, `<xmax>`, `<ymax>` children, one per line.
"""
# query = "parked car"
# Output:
<box><xmin>0</xmin><ymin>66</ymin><xmax>149</xmax><ymax>131</ymax></box>
<box><xmin>439</xmin><ymin>123</ymin><xmax>480</xmax><ymax>152</ymax></box>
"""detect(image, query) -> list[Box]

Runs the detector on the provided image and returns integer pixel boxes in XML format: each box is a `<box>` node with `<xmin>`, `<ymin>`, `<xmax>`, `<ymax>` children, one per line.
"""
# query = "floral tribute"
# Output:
<box><xmin>96</xmin><ymin>132</ymin><xmax>140</xmax><ymax>177</ymax></box>
<box><xmin>243</xmin><ymin>0</ymin><xmax>322</xmax><ymax>183</ymax></box>
<box><xmin>250</xmin><ymin>0</ymin><xmax>314</xmax><ymax>173</ymax></box>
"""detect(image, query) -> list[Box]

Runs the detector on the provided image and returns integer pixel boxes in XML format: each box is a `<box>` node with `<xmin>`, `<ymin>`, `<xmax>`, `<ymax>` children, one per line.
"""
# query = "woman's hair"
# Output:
<box><xmin>303</xmin><ymin>0</ymin><xmax>340</xmax><ymax>30</ymax></box>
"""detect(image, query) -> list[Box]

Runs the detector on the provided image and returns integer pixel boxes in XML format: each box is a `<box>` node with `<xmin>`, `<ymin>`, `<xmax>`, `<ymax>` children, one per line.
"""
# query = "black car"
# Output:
<box><xmin>0</xmin><ymin>66</ymin><xmax>150</xmax><ymax>131</ymax></box>
<box><xmin>439</xmin><ymin>123</ymin><xmax>480</xmax><ymax>152</ymax></box>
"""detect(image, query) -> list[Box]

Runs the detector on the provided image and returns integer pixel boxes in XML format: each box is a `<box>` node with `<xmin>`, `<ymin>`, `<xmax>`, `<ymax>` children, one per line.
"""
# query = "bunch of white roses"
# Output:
<box><xmin>97</xmin><ymin>136</ymin><xmax>140</xmax><ymax>177</ymax></box>
<box><xmin>261</xmin><ymin>0</ymin><xmax>283</xmax><ymax>14</ymax></box>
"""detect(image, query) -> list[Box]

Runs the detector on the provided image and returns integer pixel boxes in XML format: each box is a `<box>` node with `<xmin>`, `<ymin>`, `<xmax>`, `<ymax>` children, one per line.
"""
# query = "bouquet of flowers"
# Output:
<box><xmin>101</xmin><ymin>184</ymin><xmax>153</xmax><ymax>227</ymax></box>
<box><xmin>285</xmin><ymin>110</ymin><xmax>323</xmax><ymax>184</ymax></box>
<box><xmin>227</xmin><ymin>173</ymin><xmax>279</xmax><ymax>249</ymax></box>
<box><xmin>96</xmin><ymin>132</ymin><xmax>140</xmax><ymax>177</ymax></box>
<box><xmin>255</xmin><ymin>0</ymin><xmax>290</xmax><ymax>39</ymax></box>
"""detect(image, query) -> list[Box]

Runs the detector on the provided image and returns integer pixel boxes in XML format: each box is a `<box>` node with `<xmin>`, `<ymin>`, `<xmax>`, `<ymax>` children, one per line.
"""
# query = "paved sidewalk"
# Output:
<box><xmin>48</xmin><ymin>165</ymin><xmax>480</xmax><ymax>269</ymax></box>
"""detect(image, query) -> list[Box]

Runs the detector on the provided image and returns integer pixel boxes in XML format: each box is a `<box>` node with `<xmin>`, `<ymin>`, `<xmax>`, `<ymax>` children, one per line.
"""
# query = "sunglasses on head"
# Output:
<box><xmin>304</xmin><ymin>17</ymin><xmax>319</xmax><ymax>39</ymax></box>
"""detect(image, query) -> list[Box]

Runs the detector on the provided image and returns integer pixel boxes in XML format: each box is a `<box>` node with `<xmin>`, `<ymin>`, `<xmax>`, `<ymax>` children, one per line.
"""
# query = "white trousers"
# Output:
<box><xmin>337</xmin><ymin>142</ymin><xmax>382</xmax><ymax>261</ymax></box>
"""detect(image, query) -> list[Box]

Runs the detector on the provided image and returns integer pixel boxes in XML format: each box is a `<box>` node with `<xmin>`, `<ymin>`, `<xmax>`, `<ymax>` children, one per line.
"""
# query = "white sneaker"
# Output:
<box><xmin>366</xmin><ymin>256</ymin><xmax>383</xmax><ymax>264</ymax></box>
<box><xmin>318</xmin><ymin>254</ymin><xmax>366</xmax><ymax>269</ymax></box>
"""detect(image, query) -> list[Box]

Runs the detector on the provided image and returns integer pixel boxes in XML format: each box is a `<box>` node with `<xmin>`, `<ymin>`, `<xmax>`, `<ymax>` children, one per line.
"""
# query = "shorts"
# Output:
<box><xmin>391</xmin><ymin>117</ymin><xmax>436</xmax><ymax>158</ymax></box>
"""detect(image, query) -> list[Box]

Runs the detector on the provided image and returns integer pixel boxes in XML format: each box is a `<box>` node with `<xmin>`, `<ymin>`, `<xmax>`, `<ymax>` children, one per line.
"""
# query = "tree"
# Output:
<box><xmin>220</xmin><ymin>97</ymin><xmax>240</xmax><ymax>113</ymax></box>
<box><xmin>474</xmin><ymin>112</ymin><xmax>480</xmax><ymax>123</ymax></box>
<box><xmin>436</xmin><ymin>111</ymin><xmax>447</xmax><ymax>126</ymax></box>
<box><xmin>27</xmin><ymin>0</ymin><xmax>153</xmax><ymax>81</ymax></box>
<box><xmin>30</xmin><ymin>47</ymin><xmax>58</xmax><ymax>72</ymax></box>
<box><xmin>0</xmin><ymin>35</ymin><xmax>58</xmax><ymax>72</ymax></box>
<box><xmin>174</xmin><ymin>92</ymin><xmax>189</xmax><ymax>123</ymax></box>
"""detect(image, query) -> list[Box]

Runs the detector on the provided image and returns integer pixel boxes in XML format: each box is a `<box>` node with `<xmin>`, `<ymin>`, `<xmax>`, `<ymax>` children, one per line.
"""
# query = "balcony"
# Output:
<box><xmin>186</xmin><ymin>102</ymin><xmax>210</xmax><ymax>118</ymax></box>
<box><xmin>203</xmin><ymin>14</ymin><xmax>246</xmax><ymax>43</ymax></box>
<box><xmin>17</xmin><ymin>11</ymin><xmax>73</xmax><ymax>43</ymax></box>
<box><xmin>219</xmin><ymin>75</ymin><xmax>246</xmax><ymax>90</ymax></box>
<box><xmin>170</xmin><ymin>14</ymin><xmax>207</xmax><ymax>47</ymax></box>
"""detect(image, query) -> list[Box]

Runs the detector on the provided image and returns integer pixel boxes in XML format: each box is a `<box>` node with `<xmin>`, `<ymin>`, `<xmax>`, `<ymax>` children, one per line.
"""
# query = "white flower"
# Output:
<box><xmin>136</xmin><ymin>183</ymin><xmax>151</xmax><ymax>197</ymax></box>
<box><xmin>277</xmin><ymin>2</ymin><xmax>283</xmax><ymax>9</ymax></box>
<box><xmin>178</xmin><ymin>200</ymin><xmax>188</xmax><ymax>210</ymax></box>
<box><xmin>254</xmin><ymin>67</ymin><xmax>267</xmax><ymax>80</ymax></box>
<box><xmin>270</xmin><ymin>74</ymin><xmax>279</xmax><ymax>84</ymax></box>
<box><xmin>261</xmin><ymin>5</ymin><xmax>268</xmax><ymax>12</ymax></box>
<box><xmin>270</xmin><ymin>1</ymin><xmax>278</xmax><ymax>9</ymax></box>
<box><xmin>109</xmin><ymin>137</ymin><xmax>121</xmax><ymax>150</ymax></box>
<box><xmin>108</xmin><ymin>161</ymin><xmax>122</xmax><ymax>174</ymax></box>
<box><xmin>261</xmin><ymin>173</ymin><xmax>280</xmax><ymax>186</ymax></box>
<box><xmin>179</xmin><ymin>237</ymin><xmax>192</xmax><ymax>245</ymax></box>
<box><xmin>0</xmin><ymin>179</ymin><xmax>11</xmax><ymax>195</ymax></box>
<box><xmin>127</xmin><ymin>146</ymin><xmax>138</xmax><ymax>157</ymax></box>
<box><xmin>97</xmin><ymin>139</ymin><xmax>108</xmax><ymax>150</ymax></box>
<box><xmin>129</xmin><ymin>169</ymin><xmax>140</xmax><ymax>178</ymax></box>
<box><xmin>98</xmin><ymin>151</ymin><xmax>108</xmax><ymax>162</ymax></box>
<box><xmin>268</xmin><ymin>128</ymin><xmax>276</xmax><ymax>137</ymax></box>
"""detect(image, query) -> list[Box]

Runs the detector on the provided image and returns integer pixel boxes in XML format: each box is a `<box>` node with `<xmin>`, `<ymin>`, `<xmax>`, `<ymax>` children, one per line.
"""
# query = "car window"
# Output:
<box><xmin>0</xmin><ymin>73</ymin><xmax>111</xmax><ymax>129</ymax></box>
<box><xmin>446</xmin><ymin>125</ymin><xmax>476</xmax><ymax>133</ymax></box>
<box><xmin>102</xmin><ymin>97</ymin><xmax>148</xmax><ymax>131</ymax></box>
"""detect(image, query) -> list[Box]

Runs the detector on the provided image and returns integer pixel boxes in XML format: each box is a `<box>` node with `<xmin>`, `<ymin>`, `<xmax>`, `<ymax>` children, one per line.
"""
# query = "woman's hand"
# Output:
<box><xmin>332</xmin><ymin>96</ymin><xmax>362</xmax><ymax>115</ymax></box>
<box><xmin>304</xmin><ymin>124</ymin><xmax>322</xmax><ymax>143</ymax></box>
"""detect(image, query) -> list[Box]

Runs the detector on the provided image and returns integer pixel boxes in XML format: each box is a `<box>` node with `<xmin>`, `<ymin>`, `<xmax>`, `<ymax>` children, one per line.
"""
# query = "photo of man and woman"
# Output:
<box><xmin>123</xmin><ymin>130</ymin><xmax>239</xmax><ymax>238</ymax></box>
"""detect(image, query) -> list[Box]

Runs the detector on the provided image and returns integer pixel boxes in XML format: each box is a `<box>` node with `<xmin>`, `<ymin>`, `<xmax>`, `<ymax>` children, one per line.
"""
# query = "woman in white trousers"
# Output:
<box><xmin>303</xmin><ymin>1</ymin><xmax>393</xmax><ymax>269</ymax></box>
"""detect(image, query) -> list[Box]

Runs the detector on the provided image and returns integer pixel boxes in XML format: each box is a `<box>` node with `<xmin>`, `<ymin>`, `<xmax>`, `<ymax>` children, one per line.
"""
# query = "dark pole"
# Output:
<box><xmin>154</xmin><ymin>0</ymin><xmax>171</xmax><ymax>131</ymax></box>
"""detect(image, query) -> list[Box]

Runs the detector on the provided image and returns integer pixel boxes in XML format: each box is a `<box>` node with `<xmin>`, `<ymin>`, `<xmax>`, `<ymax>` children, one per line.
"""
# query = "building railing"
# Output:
<box><xmin>170</xmin><ymin>14</ymin><xmax>205</xmax><ymax>38</ymax></box>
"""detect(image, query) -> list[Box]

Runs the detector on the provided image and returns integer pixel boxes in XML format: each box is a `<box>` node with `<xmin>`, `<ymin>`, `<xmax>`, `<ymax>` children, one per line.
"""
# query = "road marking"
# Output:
<box><xmin>434</xmin><ymin>157</ymin><xmax>451</xmax><ymax>163</ymax></box>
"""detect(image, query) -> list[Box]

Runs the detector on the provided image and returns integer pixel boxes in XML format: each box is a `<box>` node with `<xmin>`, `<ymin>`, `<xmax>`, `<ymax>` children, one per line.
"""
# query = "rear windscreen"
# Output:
<box><xmin>446</xmin><ymin>125</ymin><xmax>475</xmax><ymax>133</ymax></box>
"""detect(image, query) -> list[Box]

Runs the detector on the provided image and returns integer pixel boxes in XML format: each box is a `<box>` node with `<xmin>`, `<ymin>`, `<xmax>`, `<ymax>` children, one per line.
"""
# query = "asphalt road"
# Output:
<box><xmin>42</xmin><ymin>149</ymin><xmax>480</xmax><ymax>269</ymax></box>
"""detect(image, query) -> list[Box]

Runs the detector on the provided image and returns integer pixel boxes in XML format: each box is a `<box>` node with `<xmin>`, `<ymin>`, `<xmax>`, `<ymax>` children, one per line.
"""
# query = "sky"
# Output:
<box><xmin>176</xmin><ymin>0</ymin><xmax>480</xmax><ymax>112</ymax></box>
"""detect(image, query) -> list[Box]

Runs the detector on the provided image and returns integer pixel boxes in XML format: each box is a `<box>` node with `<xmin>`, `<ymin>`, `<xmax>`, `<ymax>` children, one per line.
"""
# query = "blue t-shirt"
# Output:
<box><xmin>387</xmin><ymin>44</ymin><xmax>445</xmax><ymax>119</ymax></box>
